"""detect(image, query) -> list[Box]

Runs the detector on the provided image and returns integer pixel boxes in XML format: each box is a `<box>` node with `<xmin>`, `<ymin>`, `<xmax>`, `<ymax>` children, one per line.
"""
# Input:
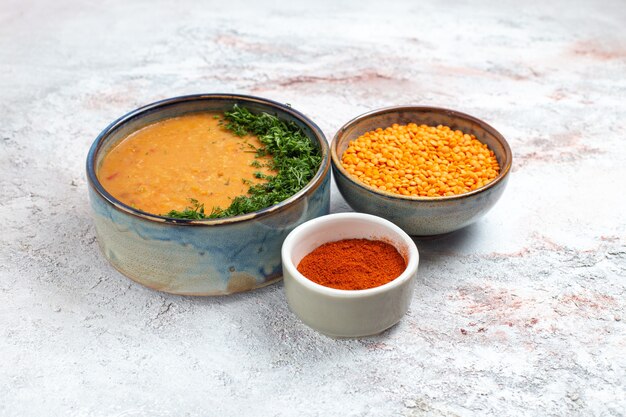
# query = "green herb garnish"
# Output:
<box><xmin>164</xmin><ymin>198</ymin><xmax>206</xmax><ymax>220</ymax></box>
<box><xmin>165</xmin><ymin>105</ymin><xmax>321</xmax><ymax>220</ymax></box>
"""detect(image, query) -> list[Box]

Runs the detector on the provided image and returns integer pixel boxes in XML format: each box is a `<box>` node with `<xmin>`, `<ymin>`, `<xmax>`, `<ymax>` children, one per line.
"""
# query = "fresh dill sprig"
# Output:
<box><xmin>164</xmin><ymin>198</ymin><xmax>205</xmax><ymax>220</ymax></box>
<box><xmin>164</xmin><ymin>105</ymin><xmax>322</xmax><ymax>220</ymax></box>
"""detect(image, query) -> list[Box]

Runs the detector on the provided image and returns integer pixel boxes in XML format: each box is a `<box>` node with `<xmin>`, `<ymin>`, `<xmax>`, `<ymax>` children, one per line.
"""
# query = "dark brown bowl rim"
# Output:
<box><xmin>331</xmin><ymin>105</ymin><xmax>512</xmax><ymax>202</ymax></box>
<box><xmin>86</xmin><ymin>93</ymin><xmax>330</xmax><ymax>226</ymax></box>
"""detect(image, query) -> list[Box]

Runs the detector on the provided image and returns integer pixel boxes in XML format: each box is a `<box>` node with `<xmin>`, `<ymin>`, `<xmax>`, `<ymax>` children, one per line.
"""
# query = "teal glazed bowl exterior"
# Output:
<box><xmin>331</xmin><ymin>106</ymin><xmax>512</xmax><ymax>236</ymax></box>
<box><xmin>87</xmin><ymin>94</ymin><xmax>330</xmax><ymax>295</ymax></box>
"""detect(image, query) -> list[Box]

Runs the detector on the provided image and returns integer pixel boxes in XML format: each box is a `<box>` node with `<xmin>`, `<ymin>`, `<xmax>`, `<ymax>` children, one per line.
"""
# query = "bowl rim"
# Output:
<box><xmin>86</xmin><ymin>93</ymin><xmax>330</xmax><ymax>226</ymax></box>
<box><xmin>330</xmin><ymin>105</ymin><xmax>512</xmax><ymax>201</ymax></box>
<box><xmin>281</xmin><ymin>212</ymin><xmax>419</xmax><ymax>298</ymax></box>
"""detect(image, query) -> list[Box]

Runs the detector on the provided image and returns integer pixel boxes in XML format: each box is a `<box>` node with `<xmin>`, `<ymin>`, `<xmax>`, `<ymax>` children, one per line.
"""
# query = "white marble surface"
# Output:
<box><xmin>1</xmin><ymin>0</ymin><xmax>625</xmax><ymax>416</ymax></box>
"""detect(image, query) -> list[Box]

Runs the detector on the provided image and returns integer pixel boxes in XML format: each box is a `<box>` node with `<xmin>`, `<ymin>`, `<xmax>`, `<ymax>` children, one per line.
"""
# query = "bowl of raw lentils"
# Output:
<box><xmin>331</xmin><ymin>106</ymin><xmax>512</xmax><ymax>236</ymax></box>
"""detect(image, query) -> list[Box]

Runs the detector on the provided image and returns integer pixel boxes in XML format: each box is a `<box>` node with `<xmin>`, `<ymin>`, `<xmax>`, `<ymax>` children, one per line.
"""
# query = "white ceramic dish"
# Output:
<box><xmin>281</xmin><ymin>213</ymin><xmax>419</xmax><ymax>337</ymax></box>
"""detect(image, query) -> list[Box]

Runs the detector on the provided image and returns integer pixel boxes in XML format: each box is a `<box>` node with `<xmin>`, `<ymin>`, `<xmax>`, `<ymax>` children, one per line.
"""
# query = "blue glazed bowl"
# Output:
<box><xmin>87</xmin><ymin>94</ymin><xmax>330</xmax><ymax>295</ymax></box>
<box><xmin>331</xmin><ymin>106</ymin><xmax>512</xmax><ymax>236</ymax></box>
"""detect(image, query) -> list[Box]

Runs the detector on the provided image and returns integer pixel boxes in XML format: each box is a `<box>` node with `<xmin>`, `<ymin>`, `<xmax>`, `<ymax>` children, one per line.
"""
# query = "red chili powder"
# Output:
<box><xmin>296</xmin><ymin>238</ymin><xmax>407</xmax><ymax>290</ymax></box>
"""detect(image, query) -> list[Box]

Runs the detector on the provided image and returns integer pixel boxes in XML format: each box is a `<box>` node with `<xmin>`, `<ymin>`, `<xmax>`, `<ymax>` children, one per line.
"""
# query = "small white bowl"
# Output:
<box><xmin>281</xmin><ymin>213</ymin><xmax>419</xmax><ymax>337</ymax></box>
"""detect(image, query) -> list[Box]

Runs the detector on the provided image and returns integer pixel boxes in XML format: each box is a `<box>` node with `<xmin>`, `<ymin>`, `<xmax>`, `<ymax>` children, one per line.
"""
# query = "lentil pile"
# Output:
<box><xmin>341</xmin><ymin>123</ymin><xmax>500</xmax><ymax>197</ymax></box>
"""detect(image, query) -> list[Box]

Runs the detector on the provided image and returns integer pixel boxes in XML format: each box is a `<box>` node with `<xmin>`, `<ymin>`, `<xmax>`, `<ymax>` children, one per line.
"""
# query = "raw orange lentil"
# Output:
<box><xmin>341</xmin><ymin>123</ymin><xmax>500</xmax><ymax>197</ymax></box>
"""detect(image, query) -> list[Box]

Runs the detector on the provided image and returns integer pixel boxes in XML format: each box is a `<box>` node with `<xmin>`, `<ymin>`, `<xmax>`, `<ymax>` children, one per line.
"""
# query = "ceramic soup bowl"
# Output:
<box><xmin>87</xmin><ymin>94</ymin><xmax>330</xmax><ymax>295</ymax></box>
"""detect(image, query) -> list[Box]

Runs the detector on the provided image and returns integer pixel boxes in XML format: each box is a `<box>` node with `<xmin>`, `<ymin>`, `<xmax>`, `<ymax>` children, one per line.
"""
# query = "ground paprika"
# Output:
<box><xmin>296</xmin><ymin>238</ymin><xmax>406</xmax><ymax>290</ymax></box>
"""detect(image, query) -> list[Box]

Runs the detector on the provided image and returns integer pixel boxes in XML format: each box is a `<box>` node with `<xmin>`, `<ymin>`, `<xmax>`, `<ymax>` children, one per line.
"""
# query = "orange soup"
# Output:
<box><xmin>97</xmin><ymin>112</ymin><xmax>273</xmax><ymax>215</ymax></box>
